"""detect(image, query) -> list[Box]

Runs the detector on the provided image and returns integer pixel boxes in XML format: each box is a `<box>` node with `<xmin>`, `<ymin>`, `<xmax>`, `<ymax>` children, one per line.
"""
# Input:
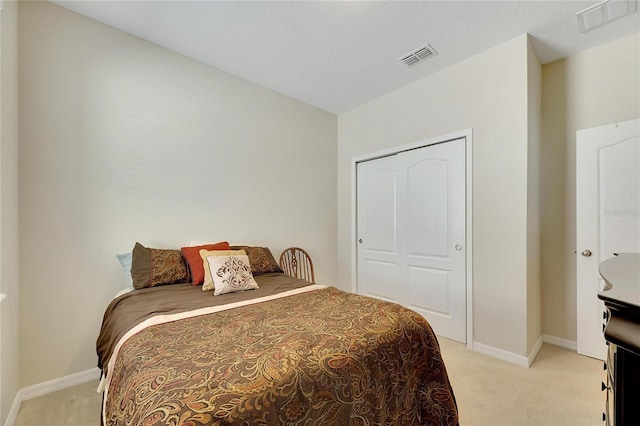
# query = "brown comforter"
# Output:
<box><xmin>97</xmin><ymin>274</ymin><xmax>458</xmax><ymax>425</ymax></box>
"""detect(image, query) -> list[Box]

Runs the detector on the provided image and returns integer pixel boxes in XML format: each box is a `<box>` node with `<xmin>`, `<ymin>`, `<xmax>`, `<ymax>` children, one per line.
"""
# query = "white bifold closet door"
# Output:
<box><xmin>357</xmin><ymin>138</ymin><xmax>466</xmax><ymax>343</ymax></box>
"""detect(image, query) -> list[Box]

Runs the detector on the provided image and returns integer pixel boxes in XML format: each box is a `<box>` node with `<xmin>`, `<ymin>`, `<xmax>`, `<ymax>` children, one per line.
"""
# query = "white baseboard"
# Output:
<box><xmin>473</xmin><ymin>334</ymin><xmax>566</xmax><ymax>368</ymax></box>
<box><xmin>18</xmin><ymin>367</ymin><xmax>100</xmax><ymax>401</ymax></box>
<box><xmin>473</xmin><ymin>341</ymin><xmax>530</xmax><ymax>367</ymax></box>
<box><xmin>4</xmin><ymin>398</ymin><xmax>20</xmax><ymax>426</ymax></box>
<box><xmin>4</xmin><ymin>368</ymin><xmax>100</xmax><ymax>426</ymax></box>
<box><xmin>527</xmin><ymin>335</ymin><xmax>543</xmax><ymax>366</ymax></box>
<box><xmin>542</xmin><ymin>334</ymin><xmax>577</xmax><ymax>351</ymax></box>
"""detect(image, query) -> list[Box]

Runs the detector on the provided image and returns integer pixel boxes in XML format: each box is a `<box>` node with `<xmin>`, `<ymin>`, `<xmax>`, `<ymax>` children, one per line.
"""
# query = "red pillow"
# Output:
<box><xmin>181</xmin><ymin>242</ymin><xmax>230</xmax><ymax>285</ymax></box>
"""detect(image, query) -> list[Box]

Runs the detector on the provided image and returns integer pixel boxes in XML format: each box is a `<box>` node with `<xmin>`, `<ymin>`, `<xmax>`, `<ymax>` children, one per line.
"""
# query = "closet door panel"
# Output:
<box><xmin>356</xmin><ymin>155</ymin><xmax>402</xmax><ymax>303</ymax></box>
<box><xmin>406</xmin><ymin>158</ymin><xmax>450</xmax><ymax>259</ymax></box>
<box><xmin>398</xmin><ymin>139</ymin><xmax>466</xmax><ymax>342</ymax></box>
<box><xmin>407</xmin><ymin>266</ymin><xmax>451</xmax><ymax>315</ymax></box>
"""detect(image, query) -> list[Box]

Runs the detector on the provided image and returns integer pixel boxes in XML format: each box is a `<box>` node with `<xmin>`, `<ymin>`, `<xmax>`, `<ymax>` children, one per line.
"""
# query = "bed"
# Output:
<box><xmin>97</xmin><ymin>271</ymin><xmax>458</xmax><ymax>425</ymax></box>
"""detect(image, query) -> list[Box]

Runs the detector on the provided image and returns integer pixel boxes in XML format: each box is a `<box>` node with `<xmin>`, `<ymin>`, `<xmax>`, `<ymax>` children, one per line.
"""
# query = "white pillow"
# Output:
<box><xmin>186</xmin><ymin>240</ymin><xmax>217</xmax><ymax>247</ymax></box>
<box><xmin>201</xmin><ymin>249</ymin><xmax>246</xmax><ymax>291</ymax></box>
<box><xmin>206</xmin><ymin>254</ymin><xmax>259</xmax><ymax>296</ymax></box>
<box><xmin>116</xmin><ymin>252</ymin><xmax>133</xmax><ymax>287</ymax></box>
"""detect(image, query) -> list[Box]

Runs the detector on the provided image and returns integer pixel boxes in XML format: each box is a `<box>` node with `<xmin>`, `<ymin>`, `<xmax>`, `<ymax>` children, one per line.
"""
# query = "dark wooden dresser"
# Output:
<box><xmin>598</xmin><ymin>253</ymin><xmax>640</xmax><ymax>426</ymax></box>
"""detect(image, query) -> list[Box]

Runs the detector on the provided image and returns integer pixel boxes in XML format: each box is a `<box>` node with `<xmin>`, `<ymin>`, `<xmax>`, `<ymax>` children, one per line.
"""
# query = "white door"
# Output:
<box><xmin>576</xmin><ymin>119</ymin><xmax>640</xmax><ymax>360</ymax></box>
<box><xmin>356</xmin><ymin>154</ymin><xmax>402</xmax><ymax>304</ymax></box>
<box><xmin>357</xmin><ymin>138</ymin><xmax>466</xmax><ymax>342</ymax></box>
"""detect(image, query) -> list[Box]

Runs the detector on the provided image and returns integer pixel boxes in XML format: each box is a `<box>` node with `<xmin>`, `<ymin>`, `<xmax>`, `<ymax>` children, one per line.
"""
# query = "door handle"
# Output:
<box><xmin>581</xmin><ymin>249</ymin><xmax>592</xmax><ymax>257</ymax></box>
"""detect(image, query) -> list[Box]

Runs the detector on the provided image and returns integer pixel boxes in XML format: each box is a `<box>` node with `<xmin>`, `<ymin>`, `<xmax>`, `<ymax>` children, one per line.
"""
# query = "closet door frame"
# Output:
<box><xmin>351</xmin><ymin>128</ymin><xmax>474</xmax><ymax>349</ymax></box>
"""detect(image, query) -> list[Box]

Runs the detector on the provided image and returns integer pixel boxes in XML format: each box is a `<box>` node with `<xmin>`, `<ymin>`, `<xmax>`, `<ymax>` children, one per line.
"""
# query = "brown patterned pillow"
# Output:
<box><xmin>230</xmin><ymin>245</ymin><xmax>283</xmax><ymax>275</ymax></box>
<box><xmin>131</xmin><ymin>242</ymin><xmax>190</xmax><ymax>289</ymax></box>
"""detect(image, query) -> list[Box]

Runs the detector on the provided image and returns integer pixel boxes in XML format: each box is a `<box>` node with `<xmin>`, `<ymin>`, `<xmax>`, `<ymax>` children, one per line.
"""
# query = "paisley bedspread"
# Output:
<box><xmin>98</xmin><ymin>275</ymin><xmax>458</xmax><ymax>425</ymax></box>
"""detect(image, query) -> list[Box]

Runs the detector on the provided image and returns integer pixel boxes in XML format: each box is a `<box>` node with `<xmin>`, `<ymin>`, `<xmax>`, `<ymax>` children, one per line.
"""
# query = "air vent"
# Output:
<box><xmin>577</xmin><ymin>0</ymin><xmax>638</xmax><ymax>33</ymax></box>
<box><xmin>399</xmin><ymin>43</ymin><xmax>437</xmax><ymax>68</ymax></box>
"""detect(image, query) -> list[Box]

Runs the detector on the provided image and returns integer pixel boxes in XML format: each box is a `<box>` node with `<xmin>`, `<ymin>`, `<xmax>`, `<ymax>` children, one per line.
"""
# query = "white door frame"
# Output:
<box><xmin>350</xmin><ymin>129</ymin><xmax>474</xmax><ymax>349</ymax></box>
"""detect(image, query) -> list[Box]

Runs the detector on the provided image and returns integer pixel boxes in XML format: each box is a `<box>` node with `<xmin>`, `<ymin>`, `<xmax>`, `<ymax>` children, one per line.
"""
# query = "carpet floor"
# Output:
<box><xmin>12</xmin><ymin>340</ymin><xmax>604</xmax><ymax>425</ymax></box>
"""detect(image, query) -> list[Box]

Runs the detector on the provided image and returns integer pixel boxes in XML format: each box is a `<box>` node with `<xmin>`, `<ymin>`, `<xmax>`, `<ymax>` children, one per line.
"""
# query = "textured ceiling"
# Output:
<box><xmin>50</xmin><ymin>0</ymin><xmax>640</xmax><ymax>113</ymax></box>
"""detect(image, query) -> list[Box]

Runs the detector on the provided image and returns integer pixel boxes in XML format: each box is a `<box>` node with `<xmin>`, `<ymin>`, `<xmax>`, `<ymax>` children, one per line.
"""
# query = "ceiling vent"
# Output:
<box><xmin>399</xmin><ymin>43</ymin><xmax>437</xmax><ymax>68</ymax></box>
<box><xmin>577</xmin><ymin>0</ymin><xmax>638</xmax><ymax>32</ymax></box>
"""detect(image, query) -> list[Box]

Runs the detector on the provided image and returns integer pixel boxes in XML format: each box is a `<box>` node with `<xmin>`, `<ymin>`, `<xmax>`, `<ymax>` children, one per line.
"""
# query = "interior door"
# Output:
<box><xmin>576</xmin><ymin>119</ymin><xmax>640</xmax><ymax>360</ymax></box>
<box><xmin>356</xmin><ymin>154</ymin><xmax>402</xmax><ymax>304</ymax></box>
<box><xmin>357</xmin><ymin>138</ymin><xmax>466</xmax><ymax>342</ymax></box>
<box><xmin>399</xmin><ymin>140</ymin><xmax>466</xmax><ymax>342</ymax></box>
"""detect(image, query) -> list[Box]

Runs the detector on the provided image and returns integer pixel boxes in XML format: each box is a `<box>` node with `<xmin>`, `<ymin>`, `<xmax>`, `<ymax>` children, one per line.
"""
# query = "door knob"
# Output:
<box><xmin>581</xmin><ymin>249</ymin><xmax>592</xmax><ymax>257</ymax></box>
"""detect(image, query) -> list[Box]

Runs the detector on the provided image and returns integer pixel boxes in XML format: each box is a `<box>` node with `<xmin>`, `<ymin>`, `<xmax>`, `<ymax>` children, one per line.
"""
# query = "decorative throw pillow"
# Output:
<box><xmin>206</xmin><ymin>254</ymin><xmax>259</xmax><ymax>296</ymax></box>
<box><xmin>229</xmin><ymin>246</ymin><xmax>283</xmax><ymax>275</ymax></box>
<box><xmin>131</xmin><ymin>242</ymin><xmax>190</xmax><ymax>289</ymax></box>
<box><xmin>181</xmin><ymin>241</ymin><xmax>230</xmax><ymax>286</ymax></box>
<box><xmin>200</xmin><ymin>249</ymin><xmax>246</xmax><ymax>291</ymax></box>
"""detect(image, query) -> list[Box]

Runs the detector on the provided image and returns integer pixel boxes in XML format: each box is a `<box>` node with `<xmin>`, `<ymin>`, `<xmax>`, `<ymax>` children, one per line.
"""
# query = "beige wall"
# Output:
<box><xmin>338</xmin><ymin>34</ymin><xmax>539</xmax><ymax>358</ymax></box>
<box><xmin>0</xmin><ymin>0</ymin><xmax>20</xmax><ymax>422</ymax></box>
<box><xmin>541</xmin><ymin>33</ymin><xmax>640</xmax><ymax>343</ymax></box>
<box><xmin>18</xmin><ymin>1</ymin><xmax>337</xmax><ymax>387</ymax></box>
<box><xmin>526</xmin><ymin>38</ymin><xmax>542</xmax><ymax>355</ymax></box>
<box><xmin>9</xmin><ymin>0</ymin><xmax>639</xmax><ymax>399</ymax></box>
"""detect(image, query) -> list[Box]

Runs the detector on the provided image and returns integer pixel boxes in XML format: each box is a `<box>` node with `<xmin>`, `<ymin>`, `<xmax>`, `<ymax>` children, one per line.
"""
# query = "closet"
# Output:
<box><xmin>356</xmin><ymin>138</ymin><xmax>467</xmax><ymax>342</ymax></box>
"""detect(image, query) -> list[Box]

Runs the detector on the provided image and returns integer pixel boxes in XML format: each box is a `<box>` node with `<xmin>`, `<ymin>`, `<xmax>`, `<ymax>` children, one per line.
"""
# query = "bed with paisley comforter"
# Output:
<box><xmin>96</xmin><ymin>273</ymin><xmax>458</xmax><ymax>425</ymax></box>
